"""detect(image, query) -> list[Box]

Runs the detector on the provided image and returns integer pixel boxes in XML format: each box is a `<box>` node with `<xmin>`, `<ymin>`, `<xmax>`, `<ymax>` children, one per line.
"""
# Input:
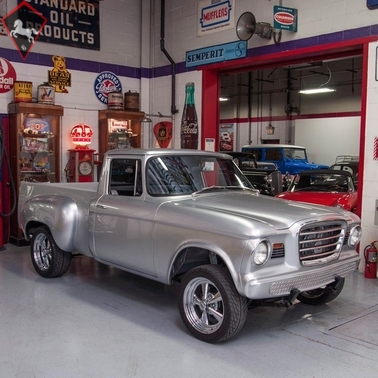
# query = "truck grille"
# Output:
<box><xmin>299</xmin><ymin>221</ymin><xmax>346</xmax><ymax>266</ymax></box>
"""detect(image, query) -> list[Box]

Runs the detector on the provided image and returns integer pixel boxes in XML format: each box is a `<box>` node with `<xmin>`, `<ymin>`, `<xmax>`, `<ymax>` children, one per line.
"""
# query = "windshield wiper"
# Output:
<box><xmin>192</xmin><ymin>186</ymin><xmax>256</xmax><ymax>196</ymax></box>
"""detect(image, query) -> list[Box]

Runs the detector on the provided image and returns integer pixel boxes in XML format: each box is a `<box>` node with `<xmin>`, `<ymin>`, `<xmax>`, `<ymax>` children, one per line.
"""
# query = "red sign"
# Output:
<box><xmin>153</xmin><ymin>122</ymin><xmax>173</xmax><ymax>149</ymax></box>
<box><xmin>274</xmin><ymin>12</ymin><xmax>295</xmax><ymax>25</ymax></box>
<box><xmin>0</xmin><ymin>58</ymin><xmax>17</xmax><ymax>93</ymax></box>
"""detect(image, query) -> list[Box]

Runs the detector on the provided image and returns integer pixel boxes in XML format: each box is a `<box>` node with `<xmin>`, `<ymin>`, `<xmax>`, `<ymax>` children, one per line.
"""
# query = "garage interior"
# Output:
<box><xmin>219</xmin><ymin>55</ymin><xmax>362</xmax><ymax>163</ymax></box>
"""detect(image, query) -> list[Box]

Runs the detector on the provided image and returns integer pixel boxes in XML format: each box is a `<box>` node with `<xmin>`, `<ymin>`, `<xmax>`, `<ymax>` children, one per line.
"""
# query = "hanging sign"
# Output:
<box><xmin>153</xmin><ymin>122</ymin><xmax>173</xmax><ymax>149</ymax></box>
<box><xmin>198</xmin><ymin>0</ymin><xmax>234</xmax><ymax>36</ymax></box>
<box><xmin>273</xmin><ymin>6</ymin><xmax>298</xmax><ymax>32</ymax></box>
<box><xmin>16</xmin><ymin>0</ymin><xmax>100</xmax><ymax>50</ymax></box>
<box><xmin>186</xmin><ymin>40</ymin><xmax>246</xmax><ymax>68</ymax></box>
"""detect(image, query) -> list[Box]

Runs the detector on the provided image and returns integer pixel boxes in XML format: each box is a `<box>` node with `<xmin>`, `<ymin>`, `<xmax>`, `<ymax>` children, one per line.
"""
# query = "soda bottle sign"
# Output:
<box><xmin>181</xmin><ymin>82</ymin><xmax>198</xmax><ymax>149</ymax></box>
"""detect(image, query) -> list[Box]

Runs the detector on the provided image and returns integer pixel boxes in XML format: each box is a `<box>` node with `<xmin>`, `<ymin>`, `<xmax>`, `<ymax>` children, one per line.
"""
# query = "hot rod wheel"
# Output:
<box><xmin>364</xmin><ymin>243</ymin><xmax>377</xmax><ymax>279</ymax></box>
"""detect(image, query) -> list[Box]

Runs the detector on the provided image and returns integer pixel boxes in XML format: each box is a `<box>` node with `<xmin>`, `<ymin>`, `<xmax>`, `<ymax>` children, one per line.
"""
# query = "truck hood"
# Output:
<box><xmin>161</xmin><ymin>190</ymin><xmax>346</xmax><ymax>231</ymax></box>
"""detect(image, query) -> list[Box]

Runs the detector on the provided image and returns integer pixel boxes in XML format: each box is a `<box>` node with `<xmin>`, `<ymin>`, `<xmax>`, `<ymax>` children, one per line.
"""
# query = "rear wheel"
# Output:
<box><xmin>297</xmin><ymin>278</ymin><xmax>345</xmax><ymax>305</ymax></box>
<box><xmin>178</xmin><ymin>265</ymin><xmax>248</xmax><ymax>343</ymax></box>
<box><xmin>31</xmin><ymin>227</ymin><xmax>71</xmax><ymax>278</ymax></box>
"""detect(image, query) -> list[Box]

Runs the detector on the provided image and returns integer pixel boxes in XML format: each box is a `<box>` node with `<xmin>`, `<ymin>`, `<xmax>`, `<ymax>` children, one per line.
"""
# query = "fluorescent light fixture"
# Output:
<box><xmin>299</xmin><ymin>88</ymin><xmax>336</xmax><ymax>94</ymax></box>
<box><xmin>219</xmin><ymin>97</ymin><xmax>230</xmax><ymax>101</ymax></box>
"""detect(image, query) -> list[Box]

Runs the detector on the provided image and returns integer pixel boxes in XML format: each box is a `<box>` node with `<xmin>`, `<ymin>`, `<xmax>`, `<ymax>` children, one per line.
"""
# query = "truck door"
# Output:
<box><xmin>90</xmin><ymin>158</ymin><xmax>157</xmax><ymax>277</ymax></box>
<box><xmin>265</xmin><ymin>148</ymin><xmax>285</xmax><ymax>173</ymax></box>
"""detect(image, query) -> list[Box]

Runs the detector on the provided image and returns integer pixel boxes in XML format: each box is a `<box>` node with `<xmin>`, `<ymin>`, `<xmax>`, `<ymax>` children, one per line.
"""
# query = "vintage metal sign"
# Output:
<box><xmin>2</xmin><ymin>1</ymin><xmax>47</xmax><ymax>59</ymax></box>
<box><xmin>367</xmin><ymin>0</ymin><xmax>378</xmax><ymax>9</ymax></box>
<box><xmin>198</xmin><ymin>0</ymin><xmax>234</xmax><ymax>36</ymax></box>
<box><xmin>16</xmin><ymin>0</ymin><xmax>100</xmax><ymax>50</ymax></box>
<box><xmin>48</xmin><ymin>55</ymin><xmax>71</xmax><ymax>93</ymax></box>
<box><xmin>186</xmin><ymin>40</ymin><xmax>246</xmax><ymax>68</ymax></box>
<box><xmin>273</xmin><ymin>6</ymin><xmax>298</xmax><ymax>32</ymax></box>
<box><xmin>0</xmin><ymin>57</ymin><xmax>17</xmax><ymax>93</ymax></box>
<box><xmin>94</xmin><ymin>71</ymin><xmax>122</xmax><ymax>105</ymax></box>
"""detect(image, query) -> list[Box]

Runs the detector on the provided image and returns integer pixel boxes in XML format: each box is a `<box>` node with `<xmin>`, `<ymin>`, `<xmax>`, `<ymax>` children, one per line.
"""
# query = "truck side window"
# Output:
<box><xmin>266</xmin><ymin>149</ymin><xmax>282</xmax><ymax>161</ymax></box>
<box><xmin>109</xmin><ymin>159</ymin><xmax>142</xmax><ymax>196</ymax></box>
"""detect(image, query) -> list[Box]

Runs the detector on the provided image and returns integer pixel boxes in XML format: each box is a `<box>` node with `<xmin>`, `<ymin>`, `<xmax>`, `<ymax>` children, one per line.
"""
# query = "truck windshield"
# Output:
<box><xmin>283</xmin><ymin>148</ymin><xmax>307</xmax><ymax>160</ymax></box>
<box><xmin>147</xmin><ymin>155</ymin><xmax>253</xmax><ymax>196</ymax></box>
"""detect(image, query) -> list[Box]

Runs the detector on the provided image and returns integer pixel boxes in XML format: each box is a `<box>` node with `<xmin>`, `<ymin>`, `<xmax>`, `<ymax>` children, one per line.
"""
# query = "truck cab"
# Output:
<box><xmin>241</xmin><ymin>144</ymin><xmax>329</xmax><ymax>175</ymax></box>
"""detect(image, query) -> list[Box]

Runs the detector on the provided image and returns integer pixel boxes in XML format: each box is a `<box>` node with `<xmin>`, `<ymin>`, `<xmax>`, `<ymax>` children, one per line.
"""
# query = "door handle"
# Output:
<box><xmin>96</xmin><ymin>204</ymin><xmax>108</xmax><ymax>209</ymax></box>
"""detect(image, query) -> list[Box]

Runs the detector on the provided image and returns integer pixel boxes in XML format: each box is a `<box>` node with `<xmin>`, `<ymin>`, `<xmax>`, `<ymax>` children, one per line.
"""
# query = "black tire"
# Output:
<box><xmin>31</xmin><ymin>226</ymin><xmax>72</xmax><ymax>278</ymax></box>
<box><xmin>178</xmin><ymin>265</ymin><xmax>248</xmax><ymax>343</ymax></box>
<box><xmin>297</xmin><ymin>278</ymin><xmax>345</xmax><ymax>305</ymax></box>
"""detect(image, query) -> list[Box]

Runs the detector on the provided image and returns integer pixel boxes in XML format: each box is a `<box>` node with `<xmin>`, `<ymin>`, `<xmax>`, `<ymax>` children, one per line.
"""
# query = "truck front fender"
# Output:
<box><xmin>20</xmin><ymin>195</ymin><xmax>79</xmax><ymax>252</ymax></box>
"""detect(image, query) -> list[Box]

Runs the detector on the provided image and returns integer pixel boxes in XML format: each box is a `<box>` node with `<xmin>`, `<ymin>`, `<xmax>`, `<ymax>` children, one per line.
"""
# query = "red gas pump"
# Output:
<box><xmin>364</xmin><ymin>242</ymin><xmax>378</xmax><ymax>279</ymax></box>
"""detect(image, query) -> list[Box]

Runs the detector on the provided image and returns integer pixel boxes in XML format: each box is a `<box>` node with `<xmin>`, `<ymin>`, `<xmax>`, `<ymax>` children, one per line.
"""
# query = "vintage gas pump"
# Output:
<box><xmin>364</xmin><ymin>242</ymin><xmax>378</xmax><ymax>279</ymax></box>
<box><xmin>66</xmin><ymin>124</ymin><xmax>95</xmax><ymax>183</ymax></box>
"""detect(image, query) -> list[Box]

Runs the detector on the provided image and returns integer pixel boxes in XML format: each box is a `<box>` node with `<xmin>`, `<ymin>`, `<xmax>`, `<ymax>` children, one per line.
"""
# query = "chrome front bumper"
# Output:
<box><xmin>242</xmin><ymin>258</ymin><xmax>359</xmax><ymax>299</ymax></box>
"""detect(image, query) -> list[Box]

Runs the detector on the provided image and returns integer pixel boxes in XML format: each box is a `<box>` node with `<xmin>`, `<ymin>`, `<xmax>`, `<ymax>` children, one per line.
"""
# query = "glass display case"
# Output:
<box><xmin>8</xmin><ymin>102</ymin><xmax>63</xmax><ymax>245</ymax></box>
<box><xmin>98</xmin><ymin>109</ymin><xmax>145</xmax><ymax>156</ymax></box>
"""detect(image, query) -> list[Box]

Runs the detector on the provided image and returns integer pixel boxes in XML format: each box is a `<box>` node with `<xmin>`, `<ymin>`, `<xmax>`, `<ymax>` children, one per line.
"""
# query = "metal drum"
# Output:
<box><xmin>108</xmin><ymin>91</ymin><xmax>123</xmax><ymax>110</ymax></box>
<box><xmin>37</xmin><ymin>82</ymin><xmax>55</xmax><ymax>104</ymax></box>
<box><xmin>124</xmin><ymin>90</ymin><xmax>140</xmax><ymax>111</ymax></box>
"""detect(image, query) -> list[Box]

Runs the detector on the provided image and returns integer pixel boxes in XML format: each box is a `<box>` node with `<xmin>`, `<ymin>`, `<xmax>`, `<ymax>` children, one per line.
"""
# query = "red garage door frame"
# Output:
<box><xmin>200</xmin><ymin>36</ymin><xmax>378</xmax><ymax>217</ymax></box>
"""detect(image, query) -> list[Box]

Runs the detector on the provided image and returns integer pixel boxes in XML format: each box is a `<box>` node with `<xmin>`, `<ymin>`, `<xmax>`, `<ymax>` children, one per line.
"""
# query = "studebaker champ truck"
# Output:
<box><xmin>18</xmin><ymin>149</ymin><xmax>362</xmax><ymax>343</ymax></box>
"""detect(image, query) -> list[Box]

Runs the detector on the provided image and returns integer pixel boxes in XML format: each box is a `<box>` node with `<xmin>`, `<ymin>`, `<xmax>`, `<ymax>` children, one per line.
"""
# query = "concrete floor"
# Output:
<box><xmin>1</xmin><ymin>243</ymin><xmax>378</xmax><ymax>378</ymax></box>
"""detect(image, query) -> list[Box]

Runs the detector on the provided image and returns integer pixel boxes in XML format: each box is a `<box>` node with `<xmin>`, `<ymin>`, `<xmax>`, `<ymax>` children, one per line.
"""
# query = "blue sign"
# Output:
<box><xmin>94</xmin><ymin>71</ymin><xmax>122</xmax><ymax>105</ymax></box>
<box><xmin>367</xmin><ymin>0</ymin><xmax>378</xmax><ymax>9</ymax></box>
<box><xmin>186</xmin><ymin>41</ymin><xmax>247</xmax><ymax>68</ymax></box>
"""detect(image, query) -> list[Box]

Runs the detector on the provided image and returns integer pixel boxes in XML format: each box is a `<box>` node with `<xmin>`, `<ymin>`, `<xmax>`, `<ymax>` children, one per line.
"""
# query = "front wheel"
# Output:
<box><xmin>31</xmin><ymin>227</ymin><xmax>72</xmax><ymax>278</ymax></box>
<box><xmin>297</xmin><ymin>277</ymin><xmax>345</xmax><ymax>305</ymax></box>
<box><xmin>178</xmin><ymin>265</ymin><xmax>248</xmax><ymax>343</ymax></box>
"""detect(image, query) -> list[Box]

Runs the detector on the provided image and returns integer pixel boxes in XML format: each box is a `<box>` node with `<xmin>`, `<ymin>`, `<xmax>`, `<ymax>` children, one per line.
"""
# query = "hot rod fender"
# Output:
<box><xmin>19</xmin><ymin>195</ymin><xmax>79</xmax><ymax>252</ymax></box>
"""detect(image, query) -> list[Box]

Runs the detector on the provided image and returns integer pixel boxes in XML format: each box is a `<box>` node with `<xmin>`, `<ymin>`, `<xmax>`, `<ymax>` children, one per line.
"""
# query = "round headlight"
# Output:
<box><xmin>251</xmin><ymin>240</ymin><xmax>271</xmax><ymax>266</ymax></box>
<box><xmin>348</xmin><ymin>225</ymin><xmax>362</xmax><ymax>247</ymax></box>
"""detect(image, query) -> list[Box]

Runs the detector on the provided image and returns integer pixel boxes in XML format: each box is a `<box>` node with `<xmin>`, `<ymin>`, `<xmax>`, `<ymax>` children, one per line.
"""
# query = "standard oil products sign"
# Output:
<box><xmin>17</xmin><ymin>0</ymin><xmax>100</xmax><ymax>50</ymax></box>
<box><xmin>198</xmin><ymin>0</ymin><xmax>234</xmax><ymax>36</ymax></box>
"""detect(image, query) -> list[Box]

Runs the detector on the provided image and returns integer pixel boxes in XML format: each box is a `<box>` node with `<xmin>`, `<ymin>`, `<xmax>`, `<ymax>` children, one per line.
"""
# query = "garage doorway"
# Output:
<box><xmin>200</xmin><ymin>36</ymin><xmax>376</xmax><ymax>216</ymax></box>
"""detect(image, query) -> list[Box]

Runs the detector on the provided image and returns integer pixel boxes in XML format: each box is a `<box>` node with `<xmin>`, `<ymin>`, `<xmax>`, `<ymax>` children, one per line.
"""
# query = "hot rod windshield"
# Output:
<box><xmin>146</xmin><ymin>155</ymin><xmax>254</xmax><ymax>196</ymax></box>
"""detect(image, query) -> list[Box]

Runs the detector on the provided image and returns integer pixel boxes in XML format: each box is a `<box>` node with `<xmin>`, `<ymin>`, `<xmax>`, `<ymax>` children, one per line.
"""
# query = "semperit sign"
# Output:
<box><xmin>17</xmin><ymin>0</ymin><xmax>100</xmax><ymax>50</ymax></box>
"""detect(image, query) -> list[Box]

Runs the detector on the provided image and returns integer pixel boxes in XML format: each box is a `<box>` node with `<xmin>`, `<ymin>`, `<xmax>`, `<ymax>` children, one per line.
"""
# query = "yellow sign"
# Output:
<box><xmin>48</xmin><ymin>55</ymin><xmax>71</xmax><ymax>93</ymax></box>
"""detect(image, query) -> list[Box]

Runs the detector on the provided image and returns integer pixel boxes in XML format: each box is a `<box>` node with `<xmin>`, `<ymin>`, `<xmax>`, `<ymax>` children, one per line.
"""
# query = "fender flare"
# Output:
<box><xmin>20</xmin><ymin>195</ymin><xmax>79</xmax><ymax>252</ymax></box>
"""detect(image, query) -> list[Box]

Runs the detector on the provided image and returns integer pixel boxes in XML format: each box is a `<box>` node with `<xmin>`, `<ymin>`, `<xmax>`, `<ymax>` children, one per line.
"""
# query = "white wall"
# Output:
<box><xmin>361</xmin><ymin>40</ymin><xmax>378</xmax><ymax>272</ymax></box>
<box><xmin>295</xmin><ymin>117</ymin><xmax>360</xmax><ymax>166</ymax></box>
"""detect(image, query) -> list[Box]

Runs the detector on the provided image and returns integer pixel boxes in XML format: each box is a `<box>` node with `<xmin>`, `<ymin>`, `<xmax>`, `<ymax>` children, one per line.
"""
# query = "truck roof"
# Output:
<box><xmin>104</xmin><ymin>148</ymin><xmax>232</xmax><ymax>158</ymax></box>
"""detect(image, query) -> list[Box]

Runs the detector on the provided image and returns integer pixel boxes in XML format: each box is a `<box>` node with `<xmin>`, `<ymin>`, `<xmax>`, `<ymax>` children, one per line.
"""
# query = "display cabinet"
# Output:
<box><xmin>8</xmin><ymin>102</ymin><xmax>63</xmax><ymax>245</ymax></box>
<box><xmin>98</xmin><ymin>109</ymin><xmax>145</xmax><ymax>156</ymax></box>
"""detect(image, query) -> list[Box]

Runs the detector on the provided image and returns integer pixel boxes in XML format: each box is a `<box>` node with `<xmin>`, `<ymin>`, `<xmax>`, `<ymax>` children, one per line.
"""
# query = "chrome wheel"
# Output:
<box><xmin>183</xmin><ymin>277</ymin><xmax>224</xmax><ymax>334</ymax></box>
<box><xmin>33</xmin><ymin>233</ymin><xmax>52</xmax><ymax>271</ymax></box>
<box><xmin>31</xmin><ymin>227</ymin><xmax>72</xmax><ymax>278</ymax></box>
<box><xmin>179</xmin><ymin>265</ymin><xmax>248</xmax><ymax>342</ymax></box>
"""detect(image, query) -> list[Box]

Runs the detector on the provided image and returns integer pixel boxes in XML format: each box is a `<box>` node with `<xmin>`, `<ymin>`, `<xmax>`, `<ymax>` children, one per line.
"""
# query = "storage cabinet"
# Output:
<box><xmin>8</xmin><ymin>102</ymin><xmax>63</xmax><ymax>245</ymax></box>
<box><xmin>98</xmin><ymin>109</ymin><xmax>145</xmax><ymax>157</ymax></box>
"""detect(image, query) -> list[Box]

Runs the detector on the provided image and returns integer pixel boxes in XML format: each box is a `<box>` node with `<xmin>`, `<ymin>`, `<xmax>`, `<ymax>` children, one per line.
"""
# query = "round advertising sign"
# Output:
<box><xmin>0</xmin><ymin>57</ymin><xmax>17</xmax><ymax>94</ymax></box>
<box><xmin>94</xmin><ymin>71</ymin><xmax>122</xmax><ymax>104</ymax></box>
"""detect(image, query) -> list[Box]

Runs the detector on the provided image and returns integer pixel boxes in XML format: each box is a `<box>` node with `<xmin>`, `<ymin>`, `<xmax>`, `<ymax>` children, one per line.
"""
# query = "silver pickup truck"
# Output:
<box><xmin>18</xmin><ymin>149</ymin><xmax>362</xmax><ymax>343</ymax></box>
